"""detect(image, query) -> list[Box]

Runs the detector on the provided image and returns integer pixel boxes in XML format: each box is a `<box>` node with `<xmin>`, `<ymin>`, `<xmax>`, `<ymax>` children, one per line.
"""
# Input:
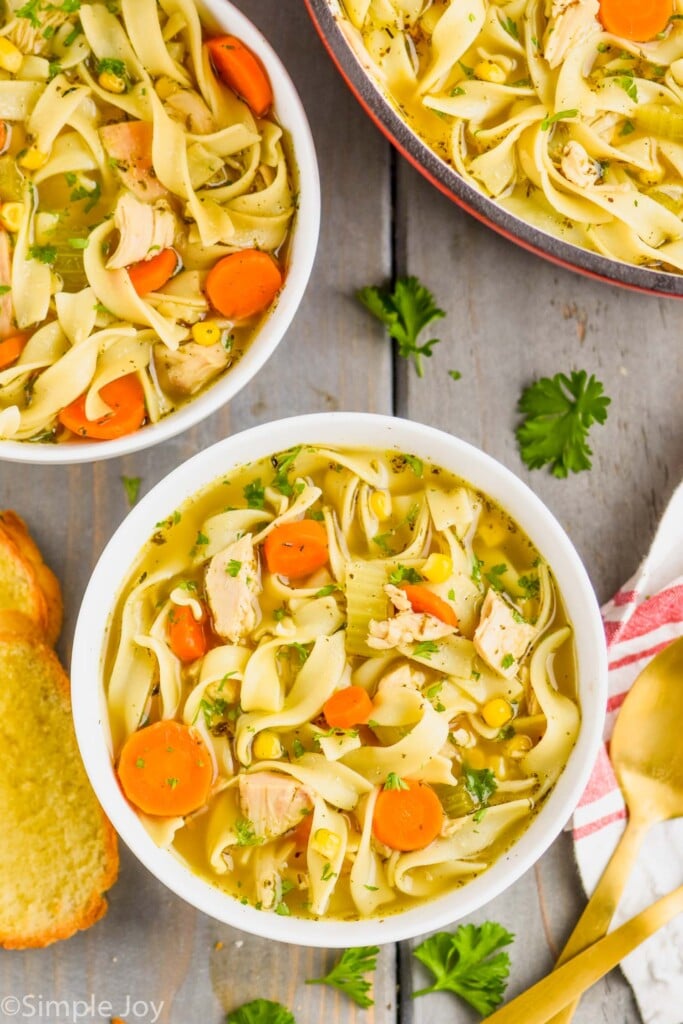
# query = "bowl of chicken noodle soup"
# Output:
<box><xmin>305</xmin><ymin>0</ymin><xmax>683</xmax><ymax>296</ymax></box>
<box><xmin>73</xmin><ymin>413</ymin><xmax>606</xmax><ymax>944</ymax></box>
<box><xmin>0</xmin><ymin>0</ymin><xmax>319</xmax><ymax>462</ymax></box>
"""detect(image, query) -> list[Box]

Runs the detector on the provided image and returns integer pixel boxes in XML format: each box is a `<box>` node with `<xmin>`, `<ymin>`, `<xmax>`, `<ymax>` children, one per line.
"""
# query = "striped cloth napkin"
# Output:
<box><xmin>572</xmin><ymin>481</ymin><xmax>683</xmax><ymax>1024</ymax></box>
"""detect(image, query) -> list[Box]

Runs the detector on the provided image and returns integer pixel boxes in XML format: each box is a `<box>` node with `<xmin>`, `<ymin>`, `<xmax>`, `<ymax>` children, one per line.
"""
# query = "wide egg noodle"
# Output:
<box><xmin>306</xmin><ymin>799</ymin><xmax>348</xmax><ymax>916</ymax></box>
<box><xmin>246</xmin><ymin>753</ymin><xmax>373</xmax><ymax>811</ymax></box>
<box><xmin>349</xmin><ymin>787</ymin><xmax>395</xmax><ymax>916</ymax></box>
<box><xmin>121</xmin><ymin>0</ymin><xmax>191</xmax><ymax>85</ymax></box>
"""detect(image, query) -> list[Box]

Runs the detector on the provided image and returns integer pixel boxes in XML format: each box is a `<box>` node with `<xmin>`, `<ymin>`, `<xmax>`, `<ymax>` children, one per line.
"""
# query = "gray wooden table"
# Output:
<box><xmin>2</xmin><ymin>2</ymin><xmax>682</xmax><ymax>1022</ymax></box>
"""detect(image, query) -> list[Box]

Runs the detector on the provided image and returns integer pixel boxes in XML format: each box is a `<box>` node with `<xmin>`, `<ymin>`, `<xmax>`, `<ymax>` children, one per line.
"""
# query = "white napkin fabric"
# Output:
<box><xmin>572</xmin><ymin>481</ymin><xmax>683</xmax><ymax>1024</ymax></box>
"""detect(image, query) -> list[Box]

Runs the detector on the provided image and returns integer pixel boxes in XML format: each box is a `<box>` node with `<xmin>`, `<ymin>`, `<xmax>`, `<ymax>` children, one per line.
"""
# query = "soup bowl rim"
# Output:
<box><xmin>72</xmin><ymin>411</ymin><xmax>607</xmax><ymax>945</ymax></box>
<box><xmin>0</xmin><ymin>0</ymin><xmax>321</xmax><ymax>465</ymax></box>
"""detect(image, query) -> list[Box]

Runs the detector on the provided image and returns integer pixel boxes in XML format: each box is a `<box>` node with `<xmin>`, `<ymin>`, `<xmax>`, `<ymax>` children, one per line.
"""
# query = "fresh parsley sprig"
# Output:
<box><xmin>226</xmin><ymin>999</ymin><xmax>296</xmax><ymax>1024</ymax></box>
<box><xmin>306</xmin><ymin>945</ymin><xmax>379</xmax><ymax>1008</ymax></box>
<box><xmin>357</xmin><ymin>276</ymin><xmax>445</xmax><ymax>377</ymax></box>
<box><xmin>413</xmin><ymin>922</ymin><xmax>514</xmax><ymax>1014</ymax></box>
<box><xmin>516</xmin><ymin>370</ymin><xmax>610</xmax><ymax>478</ymax></box>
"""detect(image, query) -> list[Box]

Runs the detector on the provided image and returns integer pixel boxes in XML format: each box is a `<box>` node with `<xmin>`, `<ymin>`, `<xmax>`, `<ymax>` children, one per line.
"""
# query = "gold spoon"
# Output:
<box><xmin>493</xmin><ymin>635</ymin><xmax>683</xmax><ymax>1024</ymax></box>
<box><xmin>481</xmin><ymin>885</ymin><xmax>683</xmax><ymax>1024</ymax></box>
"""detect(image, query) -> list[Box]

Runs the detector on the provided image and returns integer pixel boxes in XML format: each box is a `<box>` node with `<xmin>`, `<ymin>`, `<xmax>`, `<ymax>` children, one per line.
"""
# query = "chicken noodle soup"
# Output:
<box><xmin>0</xmin><ymin>0</ymin><xmax>295</xmax><ymax>443</ymax></box>
<box><xmin>105</xmin><ymin>445</ymin><xmax>579</xmax><ymax>920</ymax></box>
<box><xmin>340</xmin><ymin>0</ymin><xmax>683</xmax><ymax>272</ymax></box>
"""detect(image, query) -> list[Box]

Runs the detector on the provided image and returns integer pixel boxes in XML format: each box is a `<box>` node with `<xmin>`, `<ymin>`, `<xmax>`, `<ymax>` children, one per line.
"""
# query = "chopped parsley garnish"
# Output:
<box><xmin>402</xmin><ymin>453</ymin><xmax>424</xmax><ymax>477</ymax></box>
<box><xmin>96</xmin><ymin>57</ymin><xmax>127</xmax><ymax>78</ymax></box>
<box><xmin>384</xmin><ymin>772</ymin><xmax>409</xmax><ymax>790</ymax></box>
<box><xmin>518</xmin><ymin>573</ymin><xmax>540</xmax><ymax>599</ymax></box>
<box><xmin>314</xmin><ymin>583</ymin><xmax>338</xmax><ymax>597</ymax></box>
<box><xmin>287</xmin><ymin>642</ymin><xmax>309</xmax><ymax>664</ymax></box>
<box><xmin>614</xmin><ymin>75</ymin><xmax>638</xmax><ymax>102</ymax></box>
<box><xmin>501</xmin><ymin>15</ymin><xmax>519</xmax><ymax>40</ymax></box>
<box><xmin>540</xmin><ymin>108</ymin><xmax>578</xmax><ymax>130</ymax></box>
<box><xmin>121</xmin><ymin>475</ymin><xmax>141</xmax><ymax>507</ymax></box>
<box><xmin>471</xmin><ymin>555</ymin><xmax>484</xmax><ymax>585</ymax></box>
<box><xmin>463</xmin><ymin>765</ymin><xmax>498</xmax><ymax>806</ymax></box>
<box><xmin>68</xmin><ymin>237</ymin><xmax>89</xmax><ymax>249</ymax></box>
<box><xmin>194</xmin><ymin>530</ymin><xmax>209</xmax><ymax>546</ymax></box>
<box><xmin>226</xmin><ymin>1000</ymin><xmax>296</xmax><ymax>1024</ymax></box>
<box><xmin>271</xmin><ymin>445</ymin><xmax>302</xmax><ymax>496</ymax></box>
<box><xmin>448</xmin><ymin>369</ymin><xmax>462</xmax><ymax>381</ymax></box>
<box><xmin>135</xmin><ymin>757</ymin><xmax>145</xmax><ymax>768</ymax></box>
<box><xmin>306</xmin><ymin>946</ymin><xmax>379</xmax><ymax>1008</ymax></box>
<box><xmin>501</xmin><ymin>653</ymin><xmax>515</xmax><ymax>670</ymax></box>
<box><xmin>234</xmin><ymin>818</ymin><xmax>265</xmax><ymax>847</ymax></box>
<box><xmin>69</xmin><ymin>179</ymin><xmax>101</xmax><ymax>212</ymax></box>
<box><xmin>412</xmin><ymin>922</ymin><xmax>514</xmax><ymax>1014</ymax></box>
<box><xmin>292</xmin><ymin>739</ymin><xmax>305</xmax><ymax>759</ymax></box>
<box><xmin>16</xmin><ymin>0</ymin><xmax>41</xmax><ymax>26</ymax></box>
<box><xmin>0</xmin><ymin>285</ymin><xmax>10</xmax><ymax>295</ymax></box>
<box><xmin>388</xmin><ymin>564</ymin><xmax>424</xmax><ymax>585</ymax></box>
<box><xmin>413</xmin><ymin>640</ymin><xmax>440</xmax><ymax>659</ymax></box>
<box><xmin>226</xmin><ymin>559</ymin><xmax>242</xmax><ymax>577</ymax></box>
<box><xmin>244</xmin><ymin>478</ymin><xmax>265</xmax><ymax>509</ymax></box>
<box><xmin>372</xmin><ymin>531</ymin><xmax>394</xmax><ymax>554</ymax></box>
<box><xmin>498</xmin><ymin>724</ymin><xmax>516</xmax><ymax>741</ymax></box>
<box><xmin>484</xmin><ymin>563</ymin><xmax>507</xmax><ymax>591</ymax></box>
<box><xmin>620</xmin><ymin>119</ymin><xmax>636</xmax><ymax>136</ymax></box>
<box><xmin>516</xmin><ymin>370</ymin><xmax>611</xmax><ymax>477</ymax></box>
<box><xmin>321</xmin><ymin>862</ymin><xmax>335</xmax><ymax>881</ymax></box>
<box><xmin>166</xmin><ymin>777</ymin><xmax>179</xmax><ymax>789</ymax></box>
<box><xmin>357</xmin><ymin>275</ymin><xmax>445</xmax><ymax>377</ymax></box>
<box><xmin>28</xmin><ymin>244</ymin><xmax>56</xmax><ymax>265</ymax></box>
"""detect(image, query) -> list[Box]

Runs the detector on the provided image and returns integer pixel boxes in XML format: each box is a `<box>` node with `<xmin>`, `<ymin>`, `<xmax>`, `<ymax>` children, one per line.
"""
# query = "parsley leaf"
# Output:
<box><xmin>412</xmin><ymin>922</ymin><xmax>514</xmax><ymax>1014</ymax></box>
<box><xmin>516</xmin><ymin>370</ymin><xmax>610</xmax><ymax>478</ymax></box>
<box><xmin>244</xmin><ymin>478</ymin><xmax>265</xmax><ymax>509</ymax></box>
<box><xmin>234</xmin><ymin>818</ymin><xmax>264</xmax><ymax>847</ymax></box>
<box><xmin>28</xmin><ymin>244</ymin><xmax>56</xmax><ymax>265</ymax></box>
<box><xmin>121</xmin><ymin>475</ymin><xmax>141</xmax><ymax>507</ymax></box>
<box><xmin>463</xmin><ymin>765</ymin><xmax>498</xmax><ymax>806</ymax></box>
<box><xmin>357</xmin><ymin>276</ymin><xmax>445</xmax><ymax>377</ymax></box>
<box><xmin>540</xmin><ymin>108</ymin><xmax>578</xmax><ymax>130</ymax></box>
<box><xmin>307</xmin><ymin>946</ymin><xmax>379</xmax><ymax>1008</ymax></box>
<box><xmin>501</xmin><ymin>15</ymin><xmax>519</xmax><ymax>39</ymax></box>
<box><xmin>413</xmin><ymin>640</ymin><xmax>440</xmax><ymax>659</ymax></box>
<box><xmin>271</xmin><ymin>445</ymin><xmax>302</xmax><ymax>496</ymax></box>
<box><xmin>388</xmin><ymin>564</ymin><xmax>424</xmax><ymax>585</ymax></box>
<box><xmin>226</xmin><ymin>559</ymin><xmax>242</xmax><ymax>577</ymax></box>
<box><xmin>384</xmin><ymin>772</ymin><xmax>409</xmax><ymax>790</ymax></box>
<box><xmin>226</xmin><ymin>999</ymin><xmax>296</xmax><ymax>1024</ymax></box>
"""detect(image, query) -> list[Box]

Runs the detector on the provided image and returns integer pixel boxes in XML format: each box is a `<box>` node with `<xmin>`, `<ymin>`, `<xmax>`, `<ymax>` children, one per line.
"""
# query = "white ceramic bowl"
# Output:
<box><xmin>72</xmin><ymin>413</ymin><xmax>607</xmax><ymax>946</ymax></box>
<box><xmin>0</xmin><ymin>0</ymin><xmax>320</xmax><ymax>465</ymax></box>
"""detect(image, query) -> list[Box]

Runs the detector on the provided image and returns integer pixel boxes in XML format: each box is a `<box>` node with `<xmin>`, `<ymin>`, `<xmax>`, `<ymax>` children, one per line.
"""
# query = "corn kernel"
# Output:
<box><xmin>465</xmin><ymin>748</ymin><xmax>487</xmax><ymax>770</ymax></box>
<box><xmin>423</xmin><ymin>553</ymin><xmax>453</xmax><ymax>583</ymax></box>
<box><xmin>98</xmin><ymin>71</ymin><xmax>127</xmax><ymax>94</ymax></box>
<box><xmin>482</xmin><ymin>697</ymin><xmax>513</xmax><ymax>729</ymax></box>
<box><xmin>155</xmin><ymin>75</ymin><xmax>180</xmax><ymax>99</ymax></box>
<box><xmin>18</xmin><ymin>146</ymin><xmax>48</xmax><ymax>171</ymax></box>
<box><xmin>479</xmin><ymin>514</ymin><xmax>507</xmax><ymax>547</ymax></box>
<box><xmin>0</xmin><ymin>202</ymin><xmax>23</xmax><ymax>233</ymax></box>
<box><xmin>474</xmin><ymin>60</ymin><xmax>506</xmax><ymax>84</ymax></box>
<box><xmin>311</xmin><ymin>827</ymin><xmax>341</xmax><ymax>859</ymax></box>
<box><xmin>191</xmin><ymin>320</ymin><xmax>223</xmax><ymax>347</ymax></box>
<box><xmin>369</xmin><ymin>489</ymin><xmax>391</xmax><ymax>520</ymax></box>
<box><xmin>0</xmin><ymin>38</ymin><xmax>24</xmax><ymax>75</ymax></box>
<box><xmin>505</xmin><ymin>734</ymin><xmax>533</xmax><ymax>757</ymax></box>
<box><xmin>487</xmin><ymin>754</ymin><xmax>507</xmax><ymax>779</ymax></box>
<box><xmin>252</xmin><ymin>731</ymin><xmax>283</xmax><ymax>760</ymax></box>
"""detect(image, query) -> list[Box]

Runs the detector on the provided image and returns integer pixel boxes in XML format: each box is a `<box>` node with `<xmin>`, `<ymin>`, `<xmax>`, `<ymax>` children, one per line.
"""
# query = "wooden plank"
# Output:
<box><xmin>393</xmin><ymin>155</ymin><xmax>680</xmax><ymax>1023</ymax></box>
<box><xmin>0</xmin><ymin>2</ymin><xmax>395</xmax><ymax>1021</ymax></box>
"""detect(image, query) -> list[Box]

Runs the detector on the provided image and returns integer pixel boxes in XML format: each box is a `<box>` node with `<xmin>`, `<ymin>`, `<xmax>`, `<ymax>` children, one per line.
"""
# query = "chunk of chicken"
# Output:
<box><xmin>561</xmin><ymin>141</ymin><xmax>601</xmax><ymax>189</ymax></box>
<box><xmin>239</xmin><ymin>772</ymin><xmax>313</xmax><ymax>840</ymax></box>
<box><xmin>165</xmin><ymin>89</ymin><xmax>215</xmax><ymax>134</ymax></box>
<box><xmin>100</xmin><ymin>121</ymin><xmax>168</xmax><ymax>202</ymax></box>
<box><xmin>473</xmin><ymin>589</ymin><xmax>537</xmax><ymax>678</ymax></box>
<box><xmin>0</xmin><ymin>230</ymin><xmax>14</xmax><ymax>339</ymax></box>
<box><xmin>7</xmin><ymin>10</ymin><xmax>70</xmax><ymax>54</ymax></box>
<box><xmin>543</xmin><ymin>0</ymin><xmax>600</xmax><ymax>69</ymax></box>
<box><xmin>367</xmin><ymin>612</ymin><xmax>456</xmax><ymax>650</ymax></box>
<box><xmin>154</xmin><ymin>341</ymin><xmax>229</xmax><ymax>397</ymax></box>
<box><xmin>106</xmin><ymin>192</ymin><xmax>177</xmax><ymax>269</ymax></box>
<box><xmin>205</xmin><ymin>534</ymin><xmax>261</xmax><ymax>642</ymax></box>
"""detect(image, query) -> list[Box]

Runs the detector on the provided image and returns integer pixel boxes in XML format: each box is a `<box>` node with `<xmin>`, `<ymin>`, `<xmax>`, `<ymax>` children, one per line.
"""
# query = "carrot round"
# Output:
<box><xmin>167</xmin><ymin>604</ymin><xmax>207</xmax><ymax>662</ymax></box>
<box><xmin>0</xmin><ymin>333</ymin><xmax>29</xmax><ymax>371</ymax></box>
<box><xmin>58</xmin><ymin>373</ymin><xmax>146</xmax><ymax>440</ymax></box>
<box><xmin>205</xmin><ymin>250</ymin><xmax>283</xmax><ymax>320</ymax></box>
<box><xmin>128</xmin><ymin>247</ymin><xmax>178</xmax><ymax>295</ymax></box>
<box><xmin>263</xmin><ymin>520</ymin><xmax>329</xmax><ymax>578</ymax></box>
<box><xmin>373</xmin><ymin>779</ymin><xmax>444</xmax><ymax>852</ymax></box>
<box><xmin>323</xmin><ymin>686</ymin><xmax>373</xmax><ymax>730</ymax></box>
<box><xmin>206</xmin><ymin>35</ymin><xmax>273</xmax><ymax>117</ymax></box>
<box><xmin>598</xmin><ymin>0</ymin><xmax>672</xmax><ymax>40</ymax></box>
<box><xmin>400</xmin><ymin>583</ymin><xmax>458</xmax><ymax>627</ymax></box>
<box><xmin>118</xmin><ymin>720</ymin><xmax>213</xmax><ymax>817</ymax></box>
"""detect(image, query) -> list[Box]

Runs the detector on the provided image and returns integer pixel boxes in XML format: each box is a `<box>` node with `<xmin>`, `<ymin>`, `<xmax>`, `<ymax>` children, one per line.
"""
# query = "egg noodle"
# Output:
<box><xmin>0</xmin><ymin>0</ymin><xmax>294</xmax><ymax>442</ymax></box>
<box><xmin>341</xmin><ymin>0</ymin><xmax>683</xmax><ymax>271</ymax></box>
<box><xmin>107</xmin><ymin>445</ymin><xmax>579</xmax><ymax>920</ymax></box>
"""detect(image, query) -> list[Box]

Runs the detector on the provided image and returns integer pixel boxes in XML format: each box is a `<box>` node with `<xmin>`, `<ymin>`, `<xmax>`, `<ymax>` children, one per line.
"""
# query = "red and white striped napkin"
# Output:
<box><xmin>572</xmin><ymin>481</ymin><xmax>683</xmax><ymax>1024</ymax></box>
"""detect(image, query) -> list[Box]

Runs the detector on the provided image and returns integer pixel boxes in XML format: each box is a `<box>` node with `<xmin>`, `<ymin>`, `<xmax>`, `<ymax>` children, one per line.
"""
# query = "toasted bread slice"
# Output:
<box><xmin>0</xmin><ymin>633</ymin><xmax>118</xmax><ymax>948</ymax></box>
<box><xmin>0</xmin><ymin>529</ymin><xmax>48</xmax><ymax>637</ymax></box>
<box><xmin>0</xmin><ymin>512</ymin><xmax>63</xmax><ymax>645</ymax></box>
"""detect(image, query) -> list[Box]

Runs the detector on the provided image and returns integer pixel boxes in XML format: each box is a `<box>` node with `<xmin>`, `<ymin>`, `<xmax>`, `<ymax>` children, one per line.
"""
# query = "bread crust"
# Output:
<box><xmin>0</xmin><ymin>511</ymin><xmax>63</xmax><ymax>645</ymax></box>
<box><xmin>0</xmin><ymin>528</ymin><xmax>48</xmax><ymax>635</ymax></box>
<box><xmin>0</xmin><ymin>633</ymin><xmax>119</xmax><ymax>949</ymax></box>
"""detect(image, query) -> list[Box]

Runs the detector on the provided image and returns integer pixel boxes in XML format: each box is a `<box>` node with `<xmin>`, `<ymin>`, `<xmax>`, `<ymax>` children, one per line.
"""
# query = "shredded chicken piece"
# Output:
<box><xmin>7</xmin><ymin>11</ymin><xmax>70</xmax><ymax>55</ymax></box>
<box><xmin>106</xmin><ymin>192</ymin><xmax>177</xmax><ymax>270</ymax></box>
<box><xmin>367</xmin><ymin>611</ymin><xmax>455</xmax><ymax>650</ymax></box>
<box><xmin>154</xmin><ymin>340</ymin><xmax>229</xmax><ymax>397</ymax></box>
<box><xmin>205</xmin><ymin>534</ymin><xmax>261</xmax><ymax>642</ymax></box>
<box><xmin>385</xmin><ymin>582</ymin><xmax>413</xmax><ymax>613</ymax></box>
<box><xmin>239</xmin><ymin>772</ymin><xmax>313</xmax><ymax>840</ymax></box>
<box><xmin>561</xmin><ymin>141</ymin><xmax>601</xmax><ymax>188</ymax></box>
<box><xmin>473</xmin><ymin>590</ymin><xmax>537</xmax><ymax>678</ymax></box>
<box><xmin>165</xmin><ymin>89</ymin><xmax>215</xmax><ymax>134</ymax></box>
<box><xmin>543</xmin><ymin>0</ymin><xmax>600</xmax><ymax>69</ymax></box>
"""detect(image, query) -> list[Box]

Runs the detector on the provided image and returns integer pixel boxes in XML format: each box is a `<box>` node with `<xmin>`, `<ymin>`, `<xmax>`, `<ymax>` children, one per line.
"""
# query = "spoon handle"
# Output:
<box><xmin>482</xmin><ymin>885</ymin><xmax>683</xmax><ymax>1024</ymax></box>
<box><xmin>544</xmin><ymin>815</ymin><xmax>648</xmax><ymax>1024</ymax></box>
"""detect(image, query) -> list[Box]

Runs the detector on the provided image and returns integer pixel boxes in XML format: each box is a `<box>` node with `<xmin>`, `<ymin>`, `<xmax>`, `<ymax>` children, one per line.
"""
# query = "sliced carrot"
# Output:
<box><xmin>373</xmin><ymin>779</ymin><xmax>444</xmax><ymax>852</ymax></box>
<box><xmin>128</xmin><ymin>247</ymin><xmax>178</xmax><ymax>296</ymax></box>
<box><xmin>205</xmin><ymin>249</ymin><xmax>283</xmax><ymax>320</ymax></box>
<box><xmin>167</xmin><ymin>604</ymin><xmax>207</xmax><ymax>662</ymax></box>
<box><xmin>323</xmin><ymin>686</ymin><xmax>373</xmax><ymax>730</ymax></box>
<box><xmin>598</xmin><ymin>0</ymin><xmax>672</xmax><ymax>40</ymax></box>
<box><xmin>263</xmin><ymin>520</ymin><xmax>329</xmax><ymax>578</ymax></box>
<box><xmin>117</xmin><ymin>720</ymin><xmax>213</xmax><ymax>817</ymax></box>
<box><xmin>0</xmin><ymin>333</ymin><xmax>29</xmax><ymax>371</ymax></box>
<box><xmin>58</xmin><ymin>373</ymin><xmax>146</xmax><ymax>441</ymax></box>
<box><xmin>400</xmin><ymin>583</ymin><xmax>458</xmax><ymax>628</ymax></box>
<box><xmin>206</xmin><ymin>35</ymin><xmax>273</xmax><ymax>117</ymax></box>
